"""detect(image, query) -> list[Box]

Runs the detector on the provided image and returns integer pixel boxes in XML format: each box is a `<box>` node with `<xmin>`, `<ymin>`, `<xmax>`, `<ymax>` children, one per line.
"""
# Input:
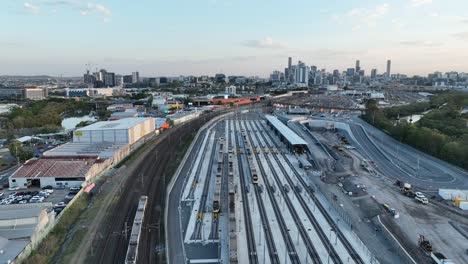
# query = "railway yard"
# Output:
<box><xmin>168</xmin><ymin>111</ymin><xmax>377</xmax><ymax>264</ymax></box>
<box><xmin>167</xmin><ymin>108</ymin><xmax>468</xmax><ymax>264</ymax></box>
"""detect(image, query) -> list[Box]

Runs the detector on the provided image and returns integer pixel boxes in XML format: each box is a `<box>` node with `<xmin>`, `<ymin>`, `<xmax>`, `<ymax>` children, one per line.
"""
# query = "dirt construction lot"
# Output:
<box><xmin>314</xmin><ymin>129</ymin><xmax>468</xmax><ymax>264</ymax></box>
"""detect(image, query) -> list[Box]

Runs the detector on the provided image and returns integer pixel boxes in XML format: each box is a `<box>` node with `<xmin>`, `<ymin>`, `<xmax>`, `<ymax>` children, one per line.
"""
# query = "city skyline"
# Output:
<box><xmin>2</xmin><ymin>0</ymin><xmax>468</xmax><ymax>76</ymax></box>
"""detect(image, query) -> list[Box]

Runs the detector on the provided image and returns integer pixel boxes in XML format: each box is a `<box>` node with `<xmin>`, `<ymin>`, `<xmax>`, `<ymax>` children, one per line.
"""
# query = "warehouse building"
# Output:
<box><xmin>0</xmin><ymin>204</ymin><xmax>55</xmax><ymax>263</ymax></box>
<box><xmin>73</xmin><ymin>118</ymin><xmax>155</xmax><ymax>145</ymax></box>
<box><xmin>9</xmin><ymin>157</ymin><xmax>109</xmax><ymax>189</ymax></box>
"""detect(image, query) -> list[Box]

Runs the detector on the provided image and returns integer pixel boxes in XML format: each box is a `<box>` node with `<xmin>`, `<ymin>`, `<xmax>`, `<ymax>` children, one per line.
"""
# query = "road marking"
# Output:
<box><xmin>377</xmin><ymin>215</ymin><xmax>417</xmax><ymax>264</ymax></box>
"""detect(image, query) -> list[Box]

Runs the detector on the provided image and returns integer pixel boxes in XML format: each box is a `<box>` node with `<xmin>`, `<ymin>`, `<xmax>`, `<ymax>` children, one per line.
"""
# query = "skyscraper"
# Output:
<box><xmin>295</xmin><ymin>61</ymin><xmax>309</xmax><ymax>86</ymax></box>
<box><xmin>355</xmin><ymin>60</ymin><xmax>360</xmax><ymax>72</ymax></box>
<box><xmin>104</xmin><ymin>72</ymin><xmax>115</xmax><ymax>87</ymax></box>
<box><xmin>132</xmin><ymin>72</ymin><xmax>139</xmax><ymax>83</ymax></box>
<box><xmin>386</xmin><ymin>60</ymin><xmax>391</xmax><ymax>79</ymax></box>
<box><xmin>287</xmin><ymin>57</ymin><xmax>294</xmax><ymax>83</ymax></box>
<box><xmin>371</xmin><ymin>69</ymin><xmax>377</xmax><ymax>79</ymax></box>
<box><xmin>346</xmin><ymin>68</ymin><xmax>355</xmax><ymax>77</ymax></box>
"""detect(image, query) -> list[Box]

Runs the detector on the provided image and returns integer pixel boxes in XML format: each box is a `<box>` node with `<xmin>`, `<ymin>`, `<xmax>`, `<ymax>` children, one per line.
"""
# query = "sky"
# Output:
<box><xmin>1</xmin><ymin>0</ymin><xmax>468</xmax><ymax>77</ymax></box>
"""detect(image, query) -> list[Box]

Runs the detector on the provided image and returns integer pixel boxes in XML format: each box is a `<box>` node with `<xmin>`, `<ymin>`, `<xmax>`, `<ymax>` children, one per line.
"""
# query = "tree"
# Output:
<box><xmin>8</xmin><ymin>141</ymin><xmax>33</xmax><ymax>163</ymax></box>
<box><xmin>166</xmin><ymin>117</ymin><xmax>174</xmax><ymax>127</ymax></box>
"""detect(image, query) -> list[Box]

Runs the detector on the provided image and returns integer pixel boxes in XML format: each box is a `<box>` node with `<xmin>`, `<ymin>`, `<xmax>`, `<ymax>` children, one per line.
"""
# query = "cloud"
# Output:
<box><xmin>410</xmin><ymin>0</ymin><xmax>432</xmax><ymax>7</ymax></box>
<box><xmin>452</xmin><ymin>32</ymin><xmax>468</xmax><ymax>40</ymax></box>
<box><xmin>244</xmin><ymin>37</ymin><xmax>286</xmax><ymax>49</ymax></box>
<box><xmin>24</xmin><ymin>2</ymin><xmax>40</xmax><ymax>14</ymax></box>
<box><xmin>23</xmin><ymin>1</ymin><xmax>111</xmax><ymax>21</ymax></box>
<box><xmin>335</xmin><ymin>3</ymin><xmax>390</xmax><ymax>29</ymax></box>
<box><xmin>400</xmin><ymin>40</ymin><xmax>442</xmax><ymax>47</ymax></box>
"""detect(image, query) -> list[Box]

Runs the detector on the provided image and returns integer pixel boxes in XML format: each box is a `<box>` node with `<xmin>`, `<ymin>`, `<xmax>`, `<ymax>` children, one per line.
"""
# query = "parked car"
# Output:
<box><xmin>70</xmin><ymin>187</ymin><xmax>81</xmax><ymax>191</ymax></box>
<box><xmin>42</xmin><ymin>185</ymin><xmax>53</xmax><ymax>190</ymax></box>
<box><xmin>54</xmin><ymin>207</ymin><xmax>64</xmax><ymax>215</ymax></box>
<box><xmin>56</xmin><ymin>185</ymin><xmax>66</xmax><ymax>190</ymax></box>
<box><xmin>19</xmin><ymin>200</ymin><xmax>27</xmax><ymax>204</ymax></box>
<box><xmin>69</xmin><ymin>190</ymin><xmax>79</xmax><ymax>195</ymax></box>
<box><xmin>64</xmin><ymin>194</ymin><xmax>75</xmax><ymax>200</ymax></box>
<box><xmin>54</xmin><ymin>202</ymin><xmax>66</xmax><ymax>208</ymax></box>
<box><xmin>45</xmin><ymin>189</ymin><xmax>54</xmax><ymax>194</ymax></box>
<box><xmin>8</xmin><ymin>187</ymin><xmax>19</xmax><ymax>191</ymax></box>
<box><xmin>38</xmin><ymin>191</ymin><xmax>49</xmax><ymax>197</ymax></box>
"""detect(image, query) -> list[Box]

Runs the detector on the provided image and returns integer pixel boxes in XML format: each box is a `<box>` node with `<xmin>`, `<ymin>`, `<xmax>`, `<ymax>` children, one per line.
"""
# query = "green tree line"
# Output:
<box><xmin>362</xmin><ymin>91</ymin><xmax>468</xmax><ymax>170</ymax></box>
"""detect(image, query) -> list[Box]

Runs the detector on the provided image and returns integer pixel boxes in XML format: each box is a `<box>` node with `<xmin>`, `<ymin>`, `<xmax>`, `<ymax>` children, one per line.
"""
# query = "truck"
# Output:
<box><xmin>430</xmin><ymin>252</ymin><xmax>455</xmax><ymax>264</ymax></box>
<box><xmin>401</xmin><ymin>183</ymin><xmax>416</xmax><ymax>197</ymax></box>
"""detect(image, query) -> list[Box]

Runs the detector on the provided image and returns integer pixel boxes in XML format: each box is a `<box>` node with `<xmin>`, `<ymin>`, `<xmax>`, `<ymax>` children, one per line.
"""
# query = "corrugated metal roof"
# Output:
<box><xmin>43</xmin><ymin>142</ymin><xmax>127</xmax><ymax>158</ymax></box>
<box><xmin>11</xmin><ymin>158</ymin><xmax>94</xmax><ymax>179</ymax></box>
<box><xmin>264</xmin><ymin>115</ymin><xmax>307</xmax><ymax>145</ymax></box>
<box><xmin>0</xmin><ymin>208</ymin><xmax>42</xmax><ymax>221</ymax></box>
<box><xmin>76</xmin><ymin>117</ymin><xmax>152</xmax><ymax>131</ymax></box>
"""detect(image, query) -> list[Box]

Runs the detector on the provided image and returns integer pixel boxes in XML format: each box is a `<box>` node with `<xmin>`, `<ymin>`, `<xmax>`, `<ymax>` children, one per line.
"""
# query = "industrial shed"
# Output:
<box><xmin>9</xmin><ymin>157</ymin><xmax>107</xmax><ymax>189</ymax></box>
<box><xmin>264</xmin><ymin>115</ymin><xmax>308</xmax><ymax>153</ymax></box>
<box><xmin>73</xmin><ymin>118</ymin><xmax>155</xmax><ymax>145</ymax></box>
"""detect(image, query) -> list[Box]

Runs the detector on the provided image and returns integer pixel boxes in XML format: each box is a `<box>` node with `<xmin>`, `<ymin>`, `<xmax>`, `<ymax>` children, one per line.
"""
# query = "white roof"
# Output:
<box><xmin>76</xmin><ymin>118</ymin><xmax>151</xmax><ymax>131</ymax></box>
<box><xmin>265</xmin><ymin>115</ymin><xmax>307</xmax><ymax>145</ymax></box>
<box><xmin>15</xmin><ymin>136</ymin><xmax>44</xmax><ymax>143</ymax></box>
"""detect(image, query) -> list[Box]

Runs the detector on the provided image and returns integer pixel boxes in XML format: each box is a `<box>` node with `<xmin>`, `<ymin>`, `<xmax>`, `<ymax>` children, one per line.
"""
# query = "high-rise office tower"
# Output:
<box><xmin>355</xmin><ymin>60</ymin><xmax>360</xmax><ymax>72</ymax></box>
<box><xmin>347</xmin><ymin>68</ymin><xmax>355</xmax><ymax>77</ymax></box>
<box><xmin>371</xmin><ymin>69</ymin><xmax>377</xmax><ymax>79</ymax></box>
<box><xmin>132</xmin><ymin>72</ymin><xmax>139</xmax><ymax>83</ymax></box>
<box><xmin>333</xmin><ymin>69</ymin><xmax>340</xmax><ymax>78</ymax></box>
<box><xmin>386</xmin><ymin>60</ymin><xmax>391</xmax><ymax>78</ymax></box>
<box><xmin>295</xmin><ymin>61</ymin><xmax>309</xmax><ymax>85</ymax></box>
<box><xmin>287</xmin><ymin>57</ymin><xmax>293</xmax><ymax>83</ymax></box>
<box><xmin>104</xmin><ymin>72</ymin><xmax>115</xmax><ymax>87</ymax></box>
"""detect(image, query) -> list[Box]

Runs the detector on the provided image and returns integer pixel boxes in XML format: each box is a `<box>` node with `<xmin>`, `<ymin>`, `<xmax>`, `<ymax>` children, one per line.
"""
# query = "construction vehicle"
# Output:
<box><xmin>418</xmin><ymin>235</ymin><xmax>433</xmax><ymax>252</ymax></box>
<box><xmin>401</xmin><ymin>183</ymin><xmax>416</xmax><ymax>197</ymax></box>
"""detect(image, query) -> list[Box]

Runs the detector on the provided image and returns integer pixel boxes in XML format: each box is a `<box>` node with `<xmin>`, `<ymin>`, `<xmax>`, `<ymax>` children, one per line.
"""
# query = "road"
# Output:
<box><xmin>304</xmin><ymin>115</ymin><xmax>468</xmax><ymax>191</ymax></box>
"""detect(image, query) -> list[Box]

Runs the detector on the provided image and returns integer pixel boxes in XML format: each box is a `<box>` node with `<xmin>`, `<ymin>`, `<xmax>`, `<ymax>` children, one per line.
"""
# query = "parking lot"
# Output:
<box><xmin>0</xmin><ymin>186</ymin><xmax>81</xmax><ymax>214</ymax></box>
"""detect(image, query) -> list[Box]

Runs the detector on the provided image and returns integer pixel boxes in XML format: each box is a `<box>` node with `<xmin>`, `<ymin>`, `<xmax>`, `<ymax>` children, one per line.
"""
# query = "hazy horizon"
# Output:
<box><xmin>2</xmin><ymin>0</ymin><xmax>468</xmax><ymax>77</ymax></box>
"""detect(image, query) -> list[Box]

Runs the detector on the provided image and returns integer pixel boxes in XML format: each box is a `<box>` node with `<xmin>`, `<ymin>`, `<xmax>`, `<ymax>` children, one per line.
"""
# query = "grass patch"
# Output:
<box><xmin>24</xmin><ymin>193</ymin><xmax>89</xmax><ymax>264</ymax></box>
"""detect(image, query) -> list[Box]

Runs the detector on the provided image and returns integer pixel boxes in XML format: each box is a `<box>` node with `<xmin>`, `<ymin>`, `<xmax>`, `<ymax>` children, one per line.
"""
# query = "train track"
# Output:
<box><xmin>88</xmin><ymin>111</ymin><xmax>223</xmax><ymax>264</ymax></box>
<box><xmin>232</xmin><ymin>119</ymin><xmax>259</xmax><ymax>264</ymax></box>
<box><xmin>192</xmin><ymin>131</ymin><xmax>218</xmax><ymax>240</ymax></box>
<box><xmin>246</xmin><ymin>120</ymin><xmax>310</xmax><ymax>264</ymax></box>
<box><xmin>187</xmin><ymin>130</ymin><xmax>212</xmax><ymax>199</ymax></box>
<box><xmin>237</xmin><ymin>120</ymin><xmax>280</xmax><ymax>264</ymax></box>
<box><xmin>252</xmin><ymin>120</ymin><xmax>342</xmax><ymax>264</ymax></box>
<box><xmin>257</xmin><ymin>118</ymin><xmax>366</xmax><ymax>264</ymax></box>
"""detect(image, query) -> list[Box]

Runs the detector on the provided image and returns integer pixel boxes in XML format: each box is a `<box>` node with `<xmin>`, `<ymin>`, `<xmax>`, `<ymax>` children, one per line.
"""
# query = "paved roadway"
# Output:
<box><xmin>306</xmin><ymin>115</ymin><xmax>468</xmax><ymax>191</ymax></box>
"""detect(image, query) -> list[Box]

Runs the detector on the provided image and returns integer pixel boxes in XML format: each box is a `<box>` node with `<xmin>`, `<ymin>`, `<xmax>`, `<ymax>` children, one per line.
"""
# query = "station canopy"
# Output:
<box><xmin>264</xmin><ymin>115</ymin><xmax>307</xmax><ymax>146</ymax></box>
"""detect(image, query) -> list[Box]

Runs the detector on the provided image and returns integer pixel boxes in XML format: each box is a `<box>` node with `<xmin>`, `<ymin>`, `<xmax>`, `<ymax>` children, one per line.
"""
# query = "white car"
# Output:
<box><xmin>415</xmin><ymin>192</ymin><xmax>425</xmax><ymax>198</ymax></box>
<box><xmin>8</xmin><ymin>187</ymin><xmax>19</xmax><ymax>191</ymax></box>
<box><xmin>19</xmin><ymin>200</ymin><xmax>27</xmax><ymax>204</ymax></box>
<box><xmin>45</xmin><ymin>189</ymin><xmax>54</xmax><ymax>194</ymax></box>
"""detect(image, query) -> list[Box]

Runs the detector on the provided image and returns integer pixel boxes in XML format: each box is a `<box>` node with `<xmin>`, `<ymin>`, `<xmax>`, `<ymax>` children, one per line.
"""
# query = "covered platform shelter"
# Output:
<box><xmin>264</xmin><ymin>115</ymin><xmax>308</xmax><ymax>153</ymax></box>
